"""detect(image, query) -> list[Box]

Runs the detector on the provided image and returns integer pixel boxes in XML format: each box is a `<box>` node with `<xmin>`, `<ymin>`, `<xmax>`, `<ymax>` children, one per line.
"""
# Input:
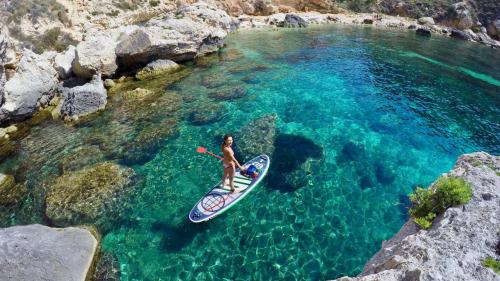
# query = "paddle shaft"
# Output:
<box><xmin>205</xmin><ymin>150</ymin><xmax>223</xmax><ymax>160</ymax></box>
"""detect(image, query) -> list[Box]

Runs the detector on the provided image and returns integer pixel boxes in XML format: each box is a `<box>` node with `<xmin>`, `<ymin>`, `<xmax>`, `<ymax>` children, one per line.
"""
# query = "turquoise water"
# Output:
<box><xmin>1</xmin><ymin>25</ymin><xmax>499</xmax><ymax>280</ymax></box>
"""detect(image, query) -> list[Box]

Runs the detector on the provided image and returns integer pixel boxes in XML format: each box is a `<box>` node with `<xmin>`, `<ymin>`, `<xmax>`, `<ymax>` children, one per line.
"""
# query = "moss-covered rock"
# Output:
<box><xmin>208</xmin><ymin>85</ymin><xmax>246</xmax><ymax>101</ymax></box>
<box><xmin>0</xmin><ymin>173</ymin><xmax>27</xmax><ymax>205</ymax></box>
<box><xmin>60</xmin><ymin>145</ymin><xmax>106</xmax><ymax>173</ymax></box>
<box><xmin>235</xmin><ymin>114</ymin><xmax>277</xmax><ymax>159</ymax></box>
<box><xmin>135</xmin><ymin>60</ymin><xmax>181</xmax><ymax>80</ymax></box>
<box><xmin>45</xmin><ymin>162</ymin><xmax>137</xmax><ymax>228</ymax></box>
<box><xmin>195</xmin><ymin>54</ymin><xmax>220</xmax><ymax>67</ymax></box>
<box><xmin>0</xmin><ymin>138</ymin><xmax>16</xmax><ymax>162</ymax></box>
<box><xmin>220</xmin><ymin>48</ymin><xmax>244</xmax><ymax>61</ymax></box>
<box><xmin>122</xmin><ymin>118</ymin><xmax>180</xmax><ymax>165</ymax></box>
<box><xmin>201</xmin><ymin>73</ymin><xmax>227</xmax><ymax>89</ymax></box>
<box><xmin>187</xmin><ymin>103</ymin><xmax>226</xmax><ymax>125</ymax></box>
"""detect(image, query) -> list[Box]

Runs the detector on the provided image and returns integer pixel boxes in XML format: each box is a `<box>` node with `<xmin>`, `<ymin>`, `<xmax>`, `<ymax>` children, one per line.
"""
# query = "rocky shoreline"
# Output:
<box><xmin>331</xmin><ymin>152</ymin><xmax>500</xmax><ymax>281</ymax></box>
<box><xmin>0</xmin><ymin>1</ymin><xmax>499</xmax><ymax>281</ymax></box>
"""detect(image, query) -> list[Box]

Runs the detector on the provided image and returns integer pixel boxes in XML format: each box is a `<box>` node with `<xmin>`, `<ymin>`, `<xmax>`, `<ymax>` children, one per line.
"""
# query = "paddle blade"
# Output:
<box><xmin>196</xmin><ymin>147</ymin><xmax>207</xmax><ymax>153</ymax></box>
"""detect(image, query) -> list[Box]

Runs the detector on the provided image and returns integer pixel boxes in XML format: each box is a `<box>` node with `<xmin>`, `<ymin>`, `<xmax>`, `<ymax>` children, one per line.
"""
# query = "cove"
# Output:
<box><xmin>0</xmin><ymin>24</ymin><xmax>498</xmax><ymax>280</ymax></box>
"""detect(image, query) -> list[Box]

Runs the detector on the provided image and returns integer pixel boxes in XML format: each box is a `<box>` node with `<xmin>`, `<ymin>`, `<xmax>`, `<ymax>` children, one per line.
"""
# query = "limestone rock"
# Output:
<box><xmin>54</xmin><ymin>45</ymin><xmax>76</xmax><ymax>79</ymax></box>
<box><xmin>0</xmin><ymin>224</ymin><xmax>98</xmax><ymax>281</ymax></box>
<box><xmin>60</xmin><ymin>74</ymin><xmax>107</xmax><ymax>120</ymax></box>
<box><xmin>418</xmin><ymin>17</ymin><xmax>435</xmax><ymax>25</ymax></box>
<box><xmin>73</xmin><ymin>32</ymin><xmax>118</xmax><ymax>78</ymax></box>
<box><xmin>439</xmin><ymin>2</ymin><xmax>476</xmax><ymax>30</ymax></box>
<box><xmin>179</xmin><ymin>2</ymin><xmax>237</xmax><ymax>31</ymax></box>
<box><xmin>331</xmin><ymin>152</ymin><xmax>500</xmax><ymax>281</ymax></box>
<box><xmin>279</xmin><ymin>14</ymin><xmax>308</xmax><ymax>28</ymax></box>
<box><xmin>0</xmin><ymin>49</ymin><xmax>59</xmax><ymax>123</ymax></box>
<box><xmin>45</xmin><ymin>161</ymin><xmax>137</xmax><ymax>227</ymax></box>
<box><xmin>487</xmin><ymin>20</ymin><xmax>500</xmax><ymax>39</ymax></box>
<box><xmin>135</xmin><ymin>59</ymin><xmax>180</xmax><ymax>80</ymax></box>
<box><xmin>0</xmin><ymin>173</ymin><xmax>26</xmax><ymax>205</ymax></box>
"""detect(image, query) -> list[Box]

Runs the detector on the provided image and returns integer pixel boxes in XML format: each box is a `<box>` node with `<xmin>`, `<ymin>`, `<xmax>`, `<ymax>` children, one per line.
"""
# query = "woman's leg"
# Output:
<box><xmin>221</xmin><ymin>167</ymin><xmax>229</xmax><ymax>189</ymax></box>
<box><xmin>228</xmin><ymin>163</ymin><xmax>236</xmax><ymax>192</ymax></box>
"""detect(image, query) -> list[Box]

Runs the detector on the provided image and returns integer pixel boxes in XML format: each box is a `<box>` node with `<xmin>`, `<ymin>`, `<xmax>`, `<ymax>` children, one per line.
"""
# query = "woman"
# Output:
<box><xmin>221</xmin><ymin>134</ymin><xmax>245</xmax><ymax>193</ymax></box>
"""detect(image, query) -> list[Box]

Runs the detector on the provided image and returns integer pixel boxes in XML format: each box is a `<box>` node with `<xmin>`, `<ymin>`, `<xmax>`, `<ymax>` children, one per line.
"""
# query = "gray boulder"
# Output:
<box><xmin>416</xmin><ymin>28</ymin><xmax>432</xmax><ymax>36</ymax></box>
<box><xmin>54</xmin><ymin>45</ymin><xmax>76</xmax><ymax>79</ymax></box>
<box><xmin>0</xmin><ymin>49</ymin><xmax>58</xmax><ymax>123</ymax></box>
<box><xmin>0</xmin><ymin>224</ymin><xmax>98</xmax><ymax>281</ymax></box>
<box><xmin>439</xmin><ymin>2</ymin><xmax>475</xmax><ymax>30</ymax></box>
<box><xmin>135</xmin><ymin>59</ymin><xmax>180</xmax><ymax>80</ymax></box>
<box><xmin>451</xmin><ymin>28</ymin><xmax>473</xmax><ymax>40</ymax></box>
<box><xmin>116</xmin><ymin>17</ymin><xmax>227</xmax><ymax>68</ymax></box>
<box><xmin>178</xmin><ymin>1</ymin><xmax>237</xmax><ymax>31</ymax></box>
<box><xmin>72</xmin><ymin>32</ymin><xmax>118</xmax><ymax>78</ymax></box>
<box><xmin>331</xmin><ymin>152</ymin><xmax>500</xmax><ymax>281</ymax></box>
<box><xmin>60</xmin><ymin>74</ymin><xmax>107</xmax><ymax>120</ymax></box>
<box><xmin>487</xmin><ymin>20</ymin><xmax>500</xmax><ymax>39</ymax></box>
<box><xmin>278</xmin><ymin>14</ymin><xmax>308</xmax><ymax>28</ymax></box>
<box><xmin>418</xmin><ymin>17</ymin><xmax>435</xmax><ymax>25</ymax></box>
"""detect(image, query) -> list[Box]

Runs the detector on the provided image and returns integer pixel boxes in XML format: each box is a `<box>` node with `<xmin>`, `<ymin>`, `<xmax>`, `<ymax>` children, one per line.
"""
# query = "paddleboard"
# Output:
<box><xmin>189</xmin><ymin>154</ymin><xmax>270</xmax><ymax>223</ymax></box>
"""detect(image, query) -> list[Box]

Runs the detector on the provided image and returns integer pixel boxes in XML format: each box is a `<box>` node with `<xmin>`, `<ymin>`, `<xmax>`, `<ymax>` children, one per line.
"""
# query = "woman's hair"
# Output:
<box><xmin>222</xmin><ymin>134</ymin><xmax>232</xmax><ymax>146</ymax></box>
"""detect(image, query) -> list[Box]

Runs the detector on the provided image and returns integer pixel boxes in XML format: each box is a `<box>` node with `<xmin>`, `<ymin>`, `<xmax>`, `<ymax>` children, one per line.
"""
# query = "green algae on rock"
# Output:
<box><xmin>60</xmin><ymin>145</ymin><xmax>106</xmax><ymax>173</ymax></box>
<box><xmin>187</xmin><ymin>103</ymin><xmax>226</xmax><ymax>125</ymax></box>
<box><xmin>122</xmin><ymin>118</ymin><xmax>180</xmax><ymax>165</ymax></box>
<box><xmin>45</xmin><ymin>162</ymin><xmax>137</xmax><ymax>228</ymax></box>
<box><xmin>135</xmin><ymin>60</ymin><xmax>181</xmax><ymax>80</ymax></box>
<box><xmin>208</xmin><ymin>85</ymin><xmax>247</xmax><ymax>101</ymax></box>
<box><xmin>235</xmin><ymin>114</ymin><xmax>277</xmax><ymax>160</ymax></box>
<box><xmin>0</xmin><ymin>174</ymin><xmax>27</xmax><ymax>205</ymax></box>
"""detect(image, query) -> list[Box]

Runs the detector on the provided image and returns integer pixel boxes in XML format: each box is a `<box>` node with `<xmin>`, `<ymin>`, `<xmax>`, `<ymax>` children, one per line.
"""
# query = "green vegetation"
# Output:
<box><xmin>409</xmin><ymin>177</ymin><xmax>472</xmax><ymax>229</ymax></box>
<box><xmin>483</xmin><ymin>257</ymin><xmax>500</xmax><ymax>274</ymax></box>
<box><xmin>149</xmin><ymin>0</ymin><xmax>160</xmax><ymax>7</ymax></box>
<box><xmin>6</xmin><ymin>0</ymin><xmax>69</xmax><ymax>26</ymax></box>
<box><xmin>9</xmin><ymin>26</ymin><xmax>77</xmax><ymax>53</ymax></box>
<box><xmin>113</xmin><ymin>0</ymin><xmax>143</xmax><ymax>11</ymax></box>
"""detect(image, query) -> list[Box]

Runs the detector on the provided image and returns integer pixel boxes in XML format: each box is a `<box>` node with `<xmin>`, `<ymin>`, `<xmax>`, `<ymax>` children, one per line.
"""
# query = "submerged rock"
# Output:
<box><xmin>235</xmin><ymin>114</ymin><xmax>277</xmax><ymax>160</ymax></box>
<box><xmin>60</xmin><ymin>145</ymin><xmax>106</xmax><ymax>173</ymax></box>
<box><xmin>122</xmin><ymin>118</ymin><xmax>179</xmax><ymax>165</ymax></box>
<box><xmin>45</xmin><ymin>162</ymin><xmax>137</xmax><ymax>228</ymax></box>
<box><xmin>331</xmin><ymin>152</ymin><xmax>500</xmax><ymax>281</ymax></box>
<box><xmin>188</xmin><ymin>103</ymin><xmax>226</xmax><ymax>125</ymax></box>
<box><xmin>60</xmin><ymin>74</ymin><xmax>107</xmax><ymax>120</ymax></box>
<box><xmin>0</xmin><ymin>173</ymin><xmax>26</xmax><ymax>205</ymax></box>
<box><xmin>0</xmin><ymin>224</ymin><xmax>98</xmax><ymax>281</ymax></box>
<box><xmin>0</xmin><ymin>49</ymin><xmax>59</xmax><ymax>123</ymax></box>
<box><xmin>208</xmin><ymin>85</ymin><xmax>246</xmax><ymax>101</ymax></box>
<box><xmin>267</xmin><ymin>133</ymin><xmax>323</xmax><ymax>192</ymax></box>
<box><xmin>135</xmin><ymin>59</ymin><xmax>180</xmax><ymax>80</ymax></box>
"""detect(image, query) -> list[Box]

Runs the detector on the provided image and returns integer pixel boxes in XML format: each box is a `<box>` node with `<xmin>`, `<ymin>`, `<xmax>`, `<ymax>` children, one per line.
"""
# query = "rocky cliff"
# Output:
<box><xmin>331</xmin><ymin>152</ymin><xmax>500</xmax><ymax>281</ymax></box>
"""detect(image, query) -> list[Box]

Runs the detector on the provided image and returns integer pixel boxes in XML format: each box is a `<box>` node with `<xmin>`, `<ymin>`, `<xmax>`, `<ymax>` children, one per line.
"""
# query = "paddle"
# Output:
<box><xmin>196</xmin><ymin>146</ymin><xmax>223</xmax><ymax>160</ymax></box>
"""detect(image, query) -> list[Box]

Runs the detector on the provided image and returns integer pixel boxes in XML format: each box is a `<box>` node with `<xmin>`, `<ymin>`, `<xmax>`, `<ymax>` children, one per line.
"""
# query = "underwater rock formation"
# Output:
<box><xmin>0</xmin><ymin>224</ymin><xmax>98</xmax><ymax>281</ymax></box>
<box><xmin>331</xmin><ymin>152</ymin><xmax>500</xmax><ymax>281</ymax></box>
<box><xmin>45</xmin><ymin>162</ymin><xmax>137</xmax><ymax>228</ymax></box>
<box><xmin>235</xmin><ymin>114</ymin><xmax>277</xmax><ymax>160</ymax></box>
<box><xmin>188</xmin><ymin>103</ymin><xmax>226</xmax><ymax>125</ymax></box>
<box><xmin>60</xmin><ymin>145</ymin><xmax>106</xmax><ymax>173</ymax></box>
<box><xmin>208</xmin><ymin>85</ymin><xmax>246</xmax><ymax>101</ymax></box>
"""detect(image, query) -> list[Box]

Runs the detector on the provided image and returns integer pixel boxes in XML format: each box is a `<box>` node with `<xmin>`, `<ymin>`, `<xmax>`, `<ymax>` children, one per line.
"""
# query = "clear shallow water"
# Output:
<box><xmin>1</xmin><ymin>25</ymin><xmax>499</xmax><ymax>280</ymax></box>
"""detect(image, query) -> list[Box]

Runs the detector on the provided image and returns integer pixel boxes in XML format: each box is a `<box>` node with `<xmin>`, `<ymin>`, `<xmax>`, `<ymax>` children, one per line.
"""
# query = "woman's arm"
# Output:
<box><xmin>230</xmin><ymin>153</ymin><xmax>244</xmax><ymax>170</ymax></box>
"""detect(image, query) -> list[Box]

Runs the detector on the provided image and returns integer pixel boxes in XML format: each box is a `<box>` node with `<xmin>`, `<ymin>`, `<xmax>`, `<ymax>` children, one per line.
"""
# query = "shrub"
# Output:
<box><xmin>483</xmin><ymin>257</ymin><xmax>500</xmax><ymax>274</ymax></box>
<box><xmin>149</xmin><ymin>0</ymin><xmax>160</xmax><ymax>7</ymax></box>
<box><xmin>409</xmin><ymin>177</ymin><xmax>472</xmax><ymax>229</ymax></box>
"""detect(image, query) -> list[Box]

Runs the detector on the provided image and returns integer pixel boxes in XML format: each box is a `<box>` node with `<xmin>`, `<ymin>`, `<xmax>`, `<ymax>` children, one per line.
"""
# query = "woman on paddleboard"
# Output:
<box><xmin>221</xmin><ymin>134</ymin><xmax>245</xmax><ymax>193</ymax></box>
